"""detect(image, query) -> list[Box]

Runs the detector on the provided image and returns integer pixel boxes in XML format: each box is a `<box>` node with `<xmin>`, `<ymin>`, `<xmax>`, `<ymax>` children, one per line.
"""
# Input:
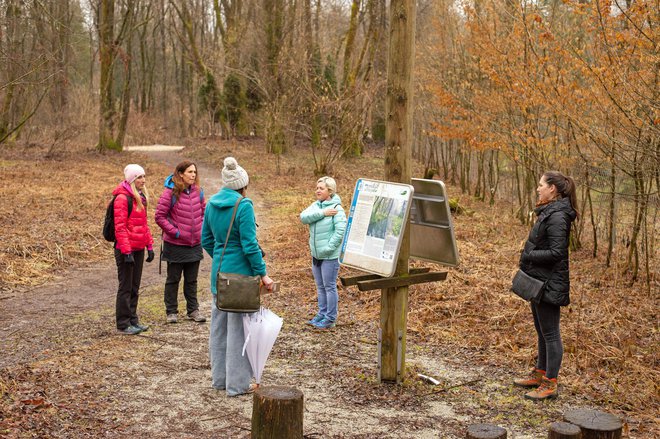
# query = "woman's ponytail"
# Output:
<box><xmin>544</xmin><ymin>171</ymin><xmax>580</xmax><ymax>220</ymax></box>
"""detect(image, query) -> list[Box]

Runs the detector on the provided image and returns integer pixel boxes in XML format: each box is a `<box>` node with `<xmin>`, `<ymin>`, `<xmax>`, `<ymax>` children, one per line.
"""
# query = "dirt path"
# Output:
<box><xmin>0</xmin><ymin>149</ymin><xmax>222</xmax><ymax>368</ymax></box>
<box><xmin>1</xmin><ymin>148</ymin><xmax>629</xmax><ymax>438</ymax></box>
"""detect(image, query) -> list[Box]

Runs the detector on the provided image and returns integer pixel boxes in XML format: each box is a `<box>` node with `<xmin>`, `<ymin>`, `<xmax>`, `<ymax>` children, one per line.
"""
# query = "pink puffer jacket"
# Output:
<box><xmin>155</xmin><ymin>185</ymin><xmax>205</xmax><ymax>247</ymax></box>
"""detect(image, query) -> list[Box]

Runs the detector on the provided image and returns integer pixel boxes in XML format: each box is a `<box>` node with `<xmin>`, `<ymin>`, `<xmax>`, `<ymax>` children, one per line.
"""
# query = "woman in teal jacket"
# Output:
<box><xmin>300</xmin><ymin>176</ymin><xmax>347</xmax><ymax>329</ymax></box>
<box><xmin>202</xmin><ymin>157</ymin><xmax>273</xmax><ymax>396</ymax></box>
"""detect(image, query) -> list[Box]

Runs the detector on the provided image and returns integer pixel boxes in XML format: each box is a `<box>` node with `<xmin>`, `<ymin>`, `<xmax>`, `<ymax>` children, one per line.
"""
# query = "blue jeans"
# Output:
<box><xmin>531</xmin><ymin>300</ymin><xmax>563</xmax><ymax>379</ymax></box>
<box><xmin>311</xmin><ymin>258</ymin><xmax>340</xmax><ymax>321</ymax></box>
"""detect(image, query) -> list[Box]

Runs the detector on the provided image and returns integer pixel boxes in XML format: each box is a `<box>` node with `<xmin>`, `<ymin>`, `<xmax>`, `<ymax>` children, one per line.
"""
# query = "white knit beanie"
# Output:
<box><xmin>221</xmin><ymin>157</ymin><xmax>249</xmax><ymax>190</ymax></box>
<box><xmin>124</xmin><ymin>164</ymin><xmax>145</xmax><ymax>184</ymax></box>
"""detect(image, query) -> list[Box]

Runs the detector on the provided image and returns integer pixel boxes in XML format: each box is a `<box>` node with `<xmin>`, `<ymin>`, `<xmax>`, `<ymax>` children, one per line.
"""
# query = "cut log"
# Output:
<box><xmin>564</xmin><ymin>409</ymin><xmax>622</xmax><ymax>439</ymax></box>
<box><xmin>466</xmin><ymin>423</ymin><xmax>507</xmax><ymax>439</ymax></box>
<box><xmin>251</xmin><ymin>386</ymin><xmax>303</xmax><ymax>439</ymax></box>
<box><xmin>549</xmin><ymin>421</ymin><xmax>582</xmax><ymax>438</ymax></box>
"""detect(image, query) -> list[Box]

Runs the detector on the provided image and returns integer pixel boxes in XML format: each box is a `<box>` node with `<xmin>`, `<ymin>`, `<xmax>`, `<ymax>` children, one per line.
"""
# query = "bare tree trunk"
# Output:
<box><xmin>606</xmin><ymin>158</ymin><xmax>616</xmax><ymax>267</ymax></box>
<box><xmin>381</xmin><ymin>0</ymin><xmax>415</xmax><ymax>384</ymax></box>
<box><xmin>97</xmin><ymin>0</ymin><xmax>118</xmax><ymax>151</ymax></box>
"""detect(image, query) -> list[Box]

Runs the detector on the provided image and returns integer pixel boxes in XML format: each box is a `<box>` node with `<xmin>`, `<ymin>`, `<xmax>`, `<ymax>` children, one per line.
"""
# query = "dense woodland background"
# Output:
<box><xmin>2</xmin><ymin>0</ymin><xmax>657</xmax><ymax>287</ymax></box>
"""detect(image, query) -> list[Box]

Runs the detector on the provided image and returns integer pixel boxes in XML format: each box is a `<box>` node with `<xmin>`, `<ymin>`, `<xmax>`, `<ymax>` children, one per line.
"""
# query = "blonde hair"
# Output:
<box><xmin>129</xmin><ymin>181</ymin><xmax>150</xmax><ymax>211</ymax></box>
<box><xmin>317</xmin><ymin>176</ymin><xmax>337</xmax><ymax>195</ymax></box>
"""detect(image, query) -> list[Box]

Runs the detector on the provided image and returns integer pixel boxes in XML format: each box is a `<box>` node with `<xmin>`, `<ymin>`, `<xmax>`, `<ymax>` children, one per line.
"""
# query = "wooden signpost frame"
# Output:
<box><xmin>340</xmin><ymin>268</ymin><xmax>447</xmax><ymax>383</ymax></box>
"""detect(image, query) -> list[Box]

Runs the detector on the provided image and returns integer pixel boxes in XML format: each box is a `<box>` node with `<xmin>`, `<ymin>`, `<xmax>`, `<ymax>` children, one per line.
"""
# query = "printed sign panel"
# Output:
<box><xmin>340</xmin><ymin>179</ymin><xmax>414</xmax><ymax>277</ymax></box>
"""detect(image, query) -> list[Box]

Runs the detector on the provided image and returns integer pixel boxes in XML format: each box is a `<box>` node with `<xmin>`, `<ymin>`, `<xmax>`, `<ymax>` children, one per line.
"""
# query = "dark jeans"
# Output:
<box><xmin>115</xmin><ymin>249</ymin><xmax>145</xmax><ymax>330</ymax></box>
<box><xmin>164</xmin><ymin>261</ymin><xmax>201</xmax><ymax>315</ymax></box>
<box><xmin>531</xmin><ymin>300</ymin><xmax>563</xmax><ymax>379</ymax></box>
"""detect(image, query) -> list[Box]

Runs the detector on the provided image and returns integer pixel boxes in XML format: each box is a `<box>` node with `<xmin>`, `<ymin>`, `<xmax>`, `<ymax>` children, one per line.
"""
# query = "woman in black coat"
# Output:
<box><xmin>513</xmin><ymin>171</ymin><xmax>578</xmax><ymax>401</ymax></box>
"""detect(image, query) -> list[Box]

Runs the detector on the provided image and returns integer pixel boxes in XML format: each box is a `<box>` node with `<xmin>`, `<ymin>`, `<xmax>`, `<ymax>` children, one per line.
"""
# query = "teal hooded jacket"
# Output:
<box><xmin>202</xmin><ymin>187</ymin><xmax>267</xmax><ymax>295</ymax></box>
<box><xmin>300</xmin><ymin>194</ymin><xmax>347</xmax><ymax>260</ymax></box>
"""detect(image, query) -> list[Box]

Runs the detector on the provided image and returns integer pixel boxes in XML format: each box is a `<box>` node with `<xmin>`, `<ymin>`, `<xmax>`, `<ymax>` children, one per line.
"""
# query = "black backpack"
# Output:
<box><xmin>103</xmin><ymin>194</ymin><xmax>133</xmax><ymax>242</ymax></box>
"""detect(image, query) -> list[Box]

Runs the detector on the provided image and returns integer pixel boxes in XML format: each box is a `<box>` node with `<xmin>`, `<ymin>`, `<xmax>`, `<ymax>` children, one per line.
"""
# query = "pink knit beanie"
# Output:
<box><xmin>124</xmin><ymin>164</ymin><xmax>145</xmax><ymax>184</ymax></box>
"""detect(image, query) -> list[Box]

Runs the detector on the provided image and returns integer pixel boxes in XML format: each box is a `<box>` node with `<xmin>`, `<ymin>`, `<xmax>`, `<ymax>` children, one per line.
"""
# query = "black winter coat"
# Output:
<box><xmin>519</xmin><ymin>197</ymin><xmax>577</xmax><ymax>306</ymax></box>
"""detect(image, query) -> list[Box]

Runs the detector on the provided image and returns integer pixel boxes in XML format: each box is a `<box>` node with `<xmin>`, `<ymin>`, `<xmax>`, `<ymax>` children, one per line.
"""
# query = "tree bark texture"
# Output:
<box><xmin>98</xmin><ymin>0</ymin><xmax>117</xmax><ymax>151</ymax></box>
<box><xmin>466</xmin><ymin>423</ymin><xmax>507</xmax><ymax>439</ymax></box>
<box><xmin>548</xmin><ymin>421</ymin><xmax>582</xmax><ymax>439</ymax></box>
<box><xmin>251</xmin><ymin>386</ymin><xmax>303</xmax><ymax>439</ymax></box>
<box><xmin>563</xmin><ymin>409</ymin><xmax>622</xmax><ymax>439</ymax></box>
<box><xmin>381</xmin><ymin>0</ymin><xmax>415</xmax><ymax>383</ymax></box>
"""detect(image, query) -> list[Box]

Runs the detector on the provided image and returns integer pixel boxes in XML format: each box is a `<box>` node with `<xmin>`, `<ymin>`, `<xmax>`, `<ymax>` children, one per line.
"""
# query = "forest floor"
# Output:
<box><xmin>0</xmin><ymin>139</ymin><xmax>657</xmax><ymax>438</ymax></box>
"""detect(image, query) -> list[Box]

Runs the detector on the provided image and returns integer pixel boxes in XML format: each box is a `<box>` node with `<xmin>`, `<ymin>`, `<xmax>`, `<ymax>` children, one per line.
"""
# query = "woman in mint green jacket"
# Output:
<box><xmin>300</xmin><ymin>176</ymin><xmax>347</xmax><ymax>329</ymax></box>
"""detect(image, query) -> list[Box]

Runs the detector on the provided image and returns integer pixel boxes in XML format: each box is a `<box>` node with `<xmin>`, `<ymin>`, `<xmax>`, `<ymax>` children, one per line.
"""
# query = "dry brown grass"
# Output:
<box><xmin>1</xmin><ymin>138</ymin><xmax>657</xmax><ymax>433</ymax></box>
<box><xmin>0</xmin><ymin>144</ymin><xmax>171</xmax><ymax>290</ymax></box>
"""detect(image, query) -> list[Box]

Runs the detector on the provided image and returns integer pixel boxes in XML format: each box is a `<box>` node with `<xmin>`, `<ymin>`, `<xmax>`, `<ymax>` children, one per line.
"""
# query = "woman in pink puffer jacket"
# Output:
<box><xmin>155</xmin><ymin>161</ymin><xmax>206</xmax><ymax>324</ymax></box>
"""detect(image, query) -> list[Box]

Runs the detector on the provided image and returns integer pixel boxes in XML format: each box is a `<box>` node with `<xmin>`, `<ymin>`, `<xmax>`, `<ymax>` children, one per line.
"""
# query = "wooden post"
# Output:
<box><xmin>381</xmin><ymin>0</ymin><xmax>416</xmax><ymax>383</ymax></box>
<box><xmin>563</xmin><ymin>409</ymin><xmax>623</xmax><ymax>439</ymax></box>
<box><xmin>251</xmin><ymin>386</ymin><xmax>303</xmax><ymax>439</ymax></box>
<box><xmin>466</xmin><ymin>423</ymin><xmax>507</xmax><ymax>439</ymax></box>
<box><xmin>549</xmin><ymin>422</ymin><xmax>582</xmax><ymax>439</ymax></box>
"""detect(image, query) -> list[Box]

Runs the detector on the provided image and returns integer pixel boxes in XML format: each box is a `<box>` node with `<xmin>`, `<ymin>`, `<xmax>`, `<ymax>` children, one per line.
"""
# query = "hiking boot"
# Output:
<box><xmin>133</xmin><ymin>323</ymin><xmax>149</xmax><ymax>332</ymax></box>
<box><xmin>524</xmin><ymin>376</ymin><xmax>558</xmax><ymax>400</ymax></box>
<box><xmin>187</xmin><ymin>310</ymin><xmax>206</xmax><ymax>323</ymax></box>
<box><xmin>313</xmin><ymin>318</ymin><xmax>336</xmax><ymax>329</ymax></box>
<box><xmin>307</xmin><ymin>314</ymin><xmax>324</xmax><ymax>325</ymax></box>
<box><xmin>166</xmin><ymin>313</ymin><xmax>178</xmax><ymax>324</ymax></box>
<box><xmin>118</xmin><ymin>325</ymin><xmax>142</xmax><ymax>335</ymax></box>
<box><xmin>513</xmin><ymin>368</ymin><xmax>545</xmax><ymax>388</ymax></box>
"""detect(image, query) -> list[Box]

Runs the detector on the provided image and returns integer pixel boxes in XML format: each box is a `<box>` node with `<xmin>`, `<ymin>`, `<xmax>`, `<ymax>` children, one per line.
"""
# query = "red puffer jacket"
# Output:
<box><xmin>113</xmin><ymin>182</ymin><xmax>154</xmax><ymax>255</ymax></box>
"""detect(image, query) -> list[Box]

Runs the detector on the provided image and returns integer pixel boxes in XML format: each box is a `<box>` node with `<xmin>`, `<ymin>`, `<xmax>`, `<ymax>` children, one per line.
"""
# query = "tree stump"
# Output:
<box><xmin>466</xmin><ymin>423</ymin><xmax>507</xmax><ymax>439</ymax></box>
<box><xmin>549</xmin><ymin>421</ymin><xmax>582</xmax><ymax>439</ymax></box>
<box><xmin>251</xmin><ymin>386</ymin><xmax>303</xmax><ymax>439</ymax></box>
<box><xmin>564</xmin><ymin>409</ymin><xmax>622</xmax><ymax>439</ymax></box>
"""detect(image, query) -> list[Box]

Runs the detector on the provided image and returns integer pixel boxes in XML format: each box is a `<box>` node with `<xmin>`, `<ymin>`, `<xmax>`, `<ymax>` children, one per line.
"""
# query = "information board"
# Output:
<box><xmin>340</xmin><ymin>179</ymin><xmax>414</xmax><ymax>277</ymax></box>
<box><xmin>410</xmin><ymin>178</ymin><xmax>459</xmax><ymax>266</ymax></box>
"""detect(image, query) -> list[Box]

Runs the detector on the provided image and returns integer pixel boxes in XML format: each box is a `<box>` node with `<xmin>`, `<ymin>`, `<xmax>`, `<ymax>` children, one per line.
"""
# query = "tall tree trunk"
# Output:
<box><xmin>381</xmin><ymin>0</ymin><xmax>415</xmax><ymax>384</ymax></box>
<box><xmin>97</xmin><ymin>0</ymin><xmax>118</xmax><ymax>151</ymax></box>
<box><xmin>605</xmin><ymin>158</ymin><xmax>616</xmax><ymax>267</ymax></box>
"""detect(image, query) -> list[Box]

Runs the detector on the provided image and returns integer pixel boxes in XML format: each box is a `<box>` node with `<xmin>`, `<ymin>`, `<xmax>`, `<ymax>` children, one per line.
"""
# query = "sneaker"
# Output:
<box><xmin>118</xmin><ymin>325</ymin><xmax>142</xmax><ymax>335</ymax></box>
<box><xmin>133</xmin><ymin>323</ymin><xmax>149</xmax><ymax>332</ymax></box>
<box><xmin>306</xmin><ymin>314</ymin><xmax>324</xmax><ymax>325</ymax></box>
<box><xmin>166</xmin><ymin>313</ymin><xmax>178</xmax><ymax>324</ymax></box>
<box><xmin>524</xmin><ymin>376</ymin><xmax>558</xmax><ymax>400</ymax></box>
<box><xmin>313</xmin><ymin>318</ymin><xmax>336</xmax><ymax>329</ymax></box>
<box><xmin>513</xmin><ymin>368</ymin><xmax>545</xmax><ymax>388</ymax></box>
<box><xmin>187</xmin><ymin>310</ymin><xmax>206</xmax><ymax>323</ymax></box>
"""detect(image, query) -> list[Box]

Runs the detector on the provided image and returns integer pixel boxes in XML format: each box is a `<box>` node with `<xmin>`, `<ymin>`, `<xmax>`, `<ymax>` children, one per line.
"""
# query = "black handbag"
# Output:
<box><xmin>215</xmin><ymin>197</ymin><xmax>261</xmax><ymax>313</ymax></box>
<box><xmin>511</xmin><ymin>269</ymin><xmax>545</xmax><ymax>303</ymax></box>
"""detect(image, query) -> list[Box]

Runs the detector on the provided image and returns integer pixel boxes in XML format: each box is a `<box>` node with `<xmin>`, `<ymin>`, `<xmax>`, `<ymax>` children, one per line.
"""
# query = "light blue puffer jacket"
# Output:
<box><xmin>300</xmin><ymin>194</ymin><xmax>347</xmax><ymax>260</ymax></box>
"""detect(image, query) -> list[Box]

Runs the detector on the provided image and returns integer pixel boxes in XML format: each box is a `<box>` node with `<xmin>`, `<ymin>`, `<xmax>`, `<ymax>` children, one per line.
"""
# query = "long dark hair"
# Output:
<box><xmin>171</xmin><ymin>161</ymin><xmax>199</xmax><ymax>198</ymax></box>
<box><xmin>544</xmin><ymin>170</ymin><xmax>579</xmax><ymax>220</ymax></box>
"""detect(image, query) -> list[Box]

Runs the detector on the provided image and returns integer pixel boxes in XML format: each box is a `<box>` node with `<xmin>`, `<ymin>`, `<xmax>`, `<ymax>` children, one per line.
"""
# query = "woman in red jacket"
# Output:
<box><xmin>113</xmin><ymin>164</ymin><xmax>155</xmax><ymax>335</ymax></box>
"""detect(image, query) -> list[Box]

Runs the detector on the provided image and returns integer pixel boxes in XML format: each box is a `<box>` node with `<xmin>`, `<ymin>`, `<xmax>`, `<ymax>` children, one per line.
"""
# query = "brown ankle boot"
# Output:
<box><xmin>524</xmin><ymin>376</ymin><xmax>558</xmax><ymax>400</ymax></box>
<box><xmin>513</xmin><ymin>368</ymin><xmax>545</xmax><ymax>388</ymax></box>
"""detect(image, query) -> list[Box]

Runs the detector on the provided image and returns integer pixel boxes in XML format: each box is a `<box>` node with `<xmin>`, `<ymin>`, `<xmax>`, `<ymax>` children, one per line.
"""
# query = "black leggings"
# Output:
<box><xmin>164</xmin><ymin>260</ymin><xmax>201</xmax><ymax>315</ymax></box>
<box><xmin>115</xmin><ymin>249</ymin><xmax>145</xmax><ymax>330</ymax></box>
<box><xmin>531</xmin><ymin>300</ymin><xmax>563</xmax><ymax>379</ymax></box>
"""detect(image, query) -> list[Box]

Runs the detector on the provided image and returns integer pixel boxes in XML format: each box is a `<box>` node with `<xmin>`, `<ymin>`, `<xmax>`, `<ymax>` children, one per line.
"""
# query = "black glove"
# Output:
<box><xmin>124</xmin><ymin>253</ymin><xmax>135</xmax><ymax>264</ymax></box>
<box><xmin>146</xmin><ymin>250</ymin><xmax>155</xmax><ymax>263</ymax></box>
